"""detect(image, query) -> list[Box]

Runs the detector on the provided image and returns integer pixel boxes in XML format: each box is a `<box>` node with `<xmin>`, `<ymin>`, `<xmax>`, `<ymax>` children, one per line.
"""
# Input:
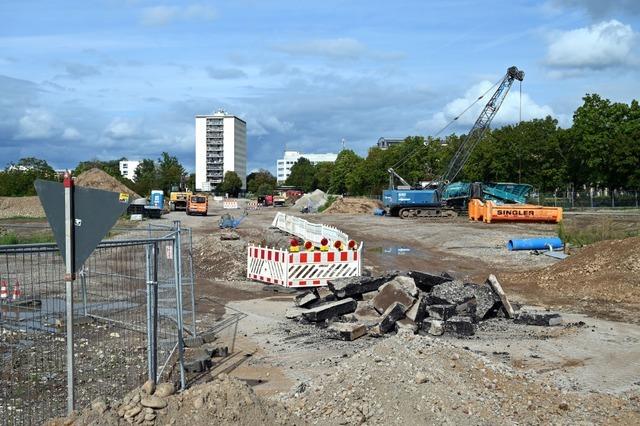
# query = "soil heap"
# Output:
<box><xmin>75</xmin><ymin>168</ymin><xmax>141</xmax><ymax>199</ymax></box>
<box><xmin>323</xmin><ymin>197</ymin><xmax>383</xmax><ymax>214</ymax></box>
<box><xmin>0</xmin><ymin>196</ymin><xmax>45</xmax><ymax>218</ymax></box>
<box><xmin>291</xmin><ymin>189</ymin><xmax>328</xmax><ymax>212</ymax></box>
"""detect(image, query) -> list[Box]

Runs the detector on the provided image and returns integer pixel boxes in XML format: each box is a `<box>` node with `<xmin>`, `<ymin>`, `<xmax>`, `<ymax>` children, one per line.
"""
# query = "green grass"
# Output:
<box><xmin>318</xmin><ymin>195</ymin><xmax>338</xmax><ymax>213</ymax></box>
<box><xmin>558</xmin><ymin>219</ymin><xmax>640</xmax><ymax>247</ymax></box>
<box><xmin>0</xmin><ymin>231</ymin><xmax>55</xmax><ymax>245</ymax></box>
<box><xmin>0</xmin><ymin>216</ymin><xmax>47</xmax><ymax>223</ymax></box>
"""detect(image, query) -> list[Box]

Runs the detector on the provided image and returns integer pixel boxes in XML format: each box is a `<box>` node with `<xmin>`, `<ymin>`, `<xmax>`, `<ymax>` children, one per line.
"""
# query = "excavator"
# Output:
<box><xmin>384</xmin><ymin>66</ymin><xmax>530</xmax><ymax>218</ymax></box>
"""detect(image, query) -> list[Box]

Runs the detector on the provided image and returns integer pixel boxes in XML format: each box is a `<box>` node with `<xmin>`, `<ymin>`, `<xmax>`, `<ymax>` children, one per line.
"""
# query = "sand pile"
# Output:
<box><xmin>291</xmin><ymin>189</ymin><xmax>328</xmax><ymax>212</ymax></box>
<box><xmin>75</xmin><ymin>168</ymin><xmax>140</xmax><ymax>199</ymax></box>
<box><xmin>323</xmin><ymin>197</ymin><xmax>383</xmax><ymax>214</ymax></box>
<box><xmin>0</xmin><ymin>196</ymin><xmax>45</xmax><ymax>218</ymax></box>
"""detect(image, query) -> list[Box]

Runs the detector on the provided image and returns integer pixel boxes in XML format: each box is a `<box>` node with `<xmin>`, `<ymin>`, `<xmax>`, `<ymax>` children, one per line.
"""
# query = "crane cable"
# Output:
<box><xmin>390</xmin><ymin>75</ymin><xmax>503</xmax><ymax>173</ymax></box>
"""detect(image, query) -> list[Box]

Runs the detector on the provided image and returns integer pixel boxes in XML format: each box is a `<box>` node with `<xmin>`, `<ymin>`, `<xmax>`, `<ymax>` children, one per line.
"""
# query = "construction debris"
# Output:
<box><xmin>286</xmin><ymin>269</ymin><xmax>563</xmax><ymax>339</ymax></box>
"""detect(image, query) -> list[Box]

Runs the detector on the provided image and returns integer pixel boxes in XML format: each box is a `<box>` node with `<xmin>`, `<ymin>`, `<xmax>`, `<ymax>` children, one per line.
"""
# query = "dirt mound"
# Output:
<box><xmin>291</xmin><ymin>189</ymin><xmax>328</xmax><ymax>212</ymax></box>
<box><xmin>503</xmin><ymin>236</ymin><xmax>640</xmax><ymax>323</ymax></box>
<box><xmin>0</xmin><ymin>196</ymin><xmax>45</xmax><ymax>218</ymax></box>
<box><xmin>323</xmin><ymin>197</ymin><xmax>383</xmax><ymax>214</ymax></box>
<box><xmin>50</xmin><ymin>374</ymin><xmax>301</xmax><ymax>426</ymax></box>
<box><xmin>75</xmin><ymin>168</ymin><xmax>140</xmax><ymax>199</ymax></box>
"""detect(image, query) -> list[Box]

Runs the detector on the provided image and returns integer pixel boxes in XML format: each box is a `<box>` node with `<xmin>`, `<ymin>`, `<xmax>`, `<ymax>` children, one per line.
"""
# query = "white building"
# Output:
<box><xmin>276</xmin><ymin>150</ymin><xmax>338</xmax><ymax>183</ymax></box>
<box><xmin>119</xmin><ymin>160</ymin><xmax>140</xmax><ymax>181</ymax></box>
<box><xmin>195</xmin><ymin>109</ymin><xmax>247</xmax><ymax>191</ymax></box>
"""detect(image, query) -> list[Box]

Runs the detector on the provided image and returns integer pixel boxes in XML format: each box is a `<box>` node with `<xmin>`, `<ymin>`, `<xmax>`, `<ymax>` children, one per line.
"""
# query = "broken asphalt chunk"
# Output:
<box><xmin>372</xmin><ymin>280</ymin><xmax>416</xmax><ymax>314</ymax></box>
<box><xmin>294</xmin><ymin>290</ymin><xmax>319</xmax><ymax>308</ymax></box>
<box><xmin>328</xmin><ymin>322</ymin><xmax>367</xmax><ymax>341</ymax></box>
<box><xmin>444</xmin><ymin>316</ymin><xmax>478</xmax><ymax>336</ymax></box>
<box><xmin>379</xmin><ymin>301</ymin><xmax>408</xmax><ymax>333</ymax></box>
<box><xmin>514</xmin><ymin>311</ymin><xmax>562</xmax><ymax>326</ymax></box>
<box><xmin>328</xmin><ymin>274</ymin><xmax>395</xmax><ymax>299</ymax></box>
<box><xmin>301</xmin><ymin>298</ymin><xmax>357</xmax><ymax>322</ymax></box>
<box><xmin>408</xmin><ymin>270</ymin><xmax>454</xmax><ymax>292</ymax></box>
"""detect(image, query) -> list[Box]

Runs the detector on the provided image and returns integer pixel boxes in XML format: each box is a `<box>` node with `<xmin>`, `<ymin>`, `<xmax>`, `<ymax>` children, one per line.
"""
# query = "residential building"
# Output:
<box><xmin>119</xmin><ymin>160</ymin><xmax>140</xmax><ymax>181</ymax></box>
<box><xmin>276</xmin><ymin>150</ymin><xmax>338</xmax><ymax>183</ymax></box>
<box><xmin>195</xmin><ymin>109</ymin><xmax>247</xmax><ymax>191</ymax></box>
<box><xmin>376</xmin><ymin>137</ymin><xmax>404</xmax><ymax>150</ymax></box>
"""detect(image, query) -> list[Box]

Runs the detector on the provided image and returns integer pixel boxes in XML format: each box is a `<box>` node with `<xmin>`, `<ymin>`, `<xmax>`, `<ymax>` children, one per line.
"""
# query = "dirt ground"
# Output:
<box><xmin>145</xmin><ymin>200</ymin><xmax>640</xmax><ymax>424</ymax></box>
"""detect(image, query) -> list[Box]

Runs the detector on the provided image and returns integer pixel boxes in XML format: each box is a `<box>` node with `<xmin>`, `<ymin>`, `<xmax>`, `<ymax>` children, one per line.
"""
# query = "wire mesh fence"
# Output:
<box><xmin>530</xmin><ymin>190</ymin><xmax>640</xmax><ymax>209</ymax></box>
<box><xmin>0</xmin><ymin>221</ymin><xmax>195</xmax><ymax>425</ymax></box>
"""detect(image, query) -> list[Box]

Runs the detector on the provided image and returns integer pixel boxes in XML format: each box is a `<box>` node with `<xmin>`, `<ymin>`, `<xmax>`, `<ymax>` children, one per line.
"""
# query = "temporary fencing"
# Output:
<box><xmin>271</xmin><ymin>212</ymin><xmax>348</xmax><ymax>246</ymax></box>
<box><xmin>247</xmin><ymin>244</ymin><xmax>363</xmax><ymax>287</ymax></box>
<box><xmin>223</xmin><ymin>200</ymin><xmax>239</xmax><ymax>209</ymax></box>
<box><xmin>0</xmin><ymin>221</ymin><xmax>195</xmax><ymax>425</ymax></box>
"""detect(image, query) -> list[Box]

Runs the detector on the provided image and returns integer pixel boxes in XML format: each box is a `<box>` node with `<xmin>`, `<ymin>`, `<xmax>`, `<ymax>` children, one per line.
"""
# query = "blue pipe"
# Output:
<box><xmin>507</xmin><ymin>237</ymin><xmax>563</xmax><ymax>251</ymax></box>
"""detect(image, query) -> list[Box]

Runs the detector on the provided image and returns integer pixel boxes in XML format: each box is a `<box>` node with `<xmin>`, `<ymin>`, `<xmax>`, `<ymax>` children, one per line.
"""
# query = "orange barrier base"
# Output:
<box><xmin>468</xmin><ymin>199</ymin><xmax>563</xmax><ymax>223</ymax></box>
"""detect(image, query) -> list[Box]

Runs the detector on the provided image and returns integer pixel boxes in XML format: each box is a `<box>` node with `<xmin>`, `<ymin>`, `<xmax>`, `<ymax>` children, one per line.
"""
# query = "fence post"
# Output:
<box><xmin>146</xmin><ymin>242</ymin><xmax>159</xmax><ymax>383</ymax></box>
<box><xmin>188</xmin><ymin>228</ymin><xmax>196</xmax><ymax>336</ymax></box>
<box><xmin>173</xmin><ymin>221</ymin><xmax>186</xmax><ymax>390</ymax></box>
<box><xmin>63</xmin><ymin>172</ymin><xmax>76</xmax><ymax>415</ymax></box>
<box><xmin>80</xmin><ymin>265</ymin><xmax>88</xmax><ymax>317</ymax></box>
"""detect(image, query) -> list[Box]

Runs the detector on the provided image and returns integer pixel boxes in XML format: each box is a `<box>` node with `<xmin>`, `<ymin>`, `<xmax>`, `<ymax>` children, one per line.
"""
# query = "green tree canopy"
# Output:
<box><xmin>133</xmin><ymin>159</ymin><xmax>158</xmax><ymax>197</ymax></box>
<box><xmin>247</xmin><ymin>169</ymin><xmax>276</xmax><ymax>194</ymax></box>
<box><xmin>285</xmin><ymin>157</ymin><xmax>317</xmax><ymax>192</ymax></box>
<box><xmin>157</xmin><ymin>152</ymin><xmax>186</xmax><ymax>195</ymax></box>
<box><xmin>329</xmin><ymin>150</ymin><xmax>363</xmax><ymax>194</ymax></box>
<box><xmin>0</xmin><ymin>157</ymin><xmax>58</xmax><ymax>196</ymax></box>
<box><xmin>217</xmin><ymin>171</ymin><xmax>243</xmax><ymax>197</ymax></box>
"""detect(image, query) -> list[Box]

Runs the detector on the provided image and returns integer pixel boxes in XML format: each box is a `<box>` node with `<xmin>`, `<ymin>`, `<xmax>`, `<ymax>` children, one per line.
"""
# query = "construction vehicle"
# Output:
<box><xmin>384</xmin><ymin>66</ymin><xmax>527</xmax><ymax>218</ymax></box>
<box><xmin>186</xmin><ymin>193</ymin><xmax>208</xmax><ymax>216</ymax></box>
<box><xmin>169</xmin><ymin>184</ymin><xmax>192</xmax><ymax>211</ymax></box>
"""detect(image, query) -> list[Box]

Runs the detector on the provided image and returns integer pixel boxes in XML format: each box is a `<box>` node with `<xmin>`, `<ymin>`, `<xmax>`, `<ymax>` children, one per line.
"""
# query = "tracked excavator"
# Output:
<box><xmin>383</xmin><ymin>66</ymin><xmax>529</xmax><ymax>218</ymax></box>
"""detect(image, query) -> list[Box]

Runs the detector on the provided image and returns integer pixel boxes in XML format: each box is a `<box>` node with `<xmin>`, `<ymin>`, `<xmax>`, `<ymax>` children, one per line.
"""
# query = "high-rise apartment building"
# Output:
<box><xmin>119</xmin><ymin>160</ymin><xmax>140</xmax><ymax>181</ymax></box>
<box><xmin>276</xmin><ymin>150</ymin><xmax>338</xmax><ymax>183</ymax></box>
<box><xmin>195</xmin><ymin>109</ymin><xmax>247</xmax><ymax>191</ymax></box>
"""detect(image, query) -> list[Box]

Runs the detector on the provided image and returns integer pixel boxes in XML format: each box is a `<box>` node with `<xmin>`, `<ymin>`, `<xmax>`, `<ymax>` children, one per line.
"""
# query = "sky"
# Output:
<box><xmin>1</xmin><ymin>0</ymin><xmax>639</xmax><ymax>174</ymax></box>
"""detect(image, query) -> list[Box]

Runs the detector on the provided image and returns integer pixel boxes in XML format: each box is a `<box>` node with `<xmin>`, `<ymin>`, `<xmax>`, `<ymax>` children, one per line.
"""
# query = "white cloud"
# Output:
<box><xmin>546</xmin><ymin>20</ymin><xmax>637</xmax><ymax>69</ymax></box>
<box><xmin>205</xmin><ymin>67</ymin><xmax>247</xmax><ymax>79</ymax></box>
<box><xmin>62</xmin><ymin>127</ymin><xmax>81</xmax><ymax>140</ymax></box>
<box><xmin>247</xmin><ymin>114</ymin><xmax>294</xmax><ymax>136</ymax></box>
<box><xmin>141</xmin><ymin>3</ymin><xmax>216</xmax><ymax>26</ymax></box>
<box><xmin>418</xmin><ymin>80</ymin><xmax>554</xmax><ymax>133</ymax></box>
<box><xmin>16</xmin><ymin>108</ymin><xmax>56</xmax><ymax>139</ymax></box>
<box><xmin>275</xmin><ymin>38</ymin><xmax>368</xmax><ymax>59</ymax></box>
<box><xmin>104</xmin><ymin>118</ymin><xmax>139</xmax><ymax>140</ymax></box>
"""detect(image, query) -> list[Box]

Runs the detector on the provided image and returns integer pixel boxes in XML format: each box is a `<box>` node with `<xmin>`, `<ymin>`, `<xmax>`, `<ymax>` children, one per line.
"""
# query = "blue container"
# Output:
<box><xmin>507</xmin><ymin>237</ymin><xmax>563</xmax><ymax>251</ymax></box>
<box><xmin>382</xmin><ymin>189</ymin><xmax>440</xmax><ymax>208</ymax></box>
<box><xmin>150</xmin><ymin>190</ymin><xmax>164</xmax><ymax>209</ymax></box>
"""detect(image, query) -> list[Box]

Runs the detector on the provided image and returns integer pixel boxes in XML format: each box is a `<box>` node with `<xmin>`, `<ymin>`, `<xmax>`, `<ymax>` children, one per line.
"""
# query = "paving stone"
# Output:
<box><xmin>372</xmin><ymin>281</ymin><xmax>416</xmax><ymax>314</ymax></box>
<box><xmin>426</xmin><ymin>304</ymin><xmax>457</xmax><ymax>320</ymax></box>
<box><xmin>379</xmin><ymin>301</ymin><xmax>408</xmax><ymax>333</ymax></box>
<box><xmin>405</xmin><ymin>294</ymin><xmax>429</xmax><ymax>323</ymax></box>
<box><xmin>294</xmin><ymin>290</ymin><xmax>319</xmax><ymax>307</ymax></box>
<box><xmin>419</xmin><ymin>319</ymin><xmax>444</xmax><ymax>336</ymax></box>
<box><xmin>328</xmin><ymin>274</ymin><xmax>395</xmax><ymax>299</ymax></box>
<box><xmin>328</xmin><ymin>322</ymin><xmax>367</xmax><ymax>341</ymax></box>
<box><xmin>301</xmin><ymin>298</ymin><xmax>358</xmax><ymax>322</ymax></box>
<box><xmin>514</xmin><ymin>311</ymin><xmax>563</xmax><ymax>326</ymax></box>
<box><xmin>444</xmin><ymin>316</ymin><xmax>478</xmax><ymax>336</ymax></box>
<box><xmin>408</xmin><ymin>270</ymin><xmax>453</xmax><ymax>292</ymax></box>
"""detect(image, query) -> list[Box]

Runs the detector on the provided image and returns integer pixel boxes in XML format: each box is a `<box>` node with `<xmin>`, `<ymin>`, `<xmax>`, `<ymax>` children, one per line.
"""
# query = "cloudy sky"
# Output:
<box><xmin>1</xmin><ymin>0</ymin><xmax>638</xmax><ymax>173</ymax></box>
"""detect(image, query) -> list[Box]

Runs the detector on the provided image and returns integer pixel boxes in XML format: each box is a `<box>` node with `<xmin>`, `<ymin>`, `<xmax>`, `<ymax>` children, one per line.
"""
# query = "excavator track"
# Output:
<box><xmin>398</xmin><ymin>208</ymin><xmax>458</xmax><ymax>219</ymax></box>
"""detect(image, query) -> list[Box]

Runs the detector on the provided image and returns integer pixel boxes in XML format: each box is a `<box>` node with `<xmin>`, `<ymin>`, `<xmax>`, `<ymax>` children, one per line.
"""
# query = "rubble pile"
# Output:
<box><xmin>286</xmin><ymin>271</ymin><xmax>562</xmax><ymax>339</ymax></box>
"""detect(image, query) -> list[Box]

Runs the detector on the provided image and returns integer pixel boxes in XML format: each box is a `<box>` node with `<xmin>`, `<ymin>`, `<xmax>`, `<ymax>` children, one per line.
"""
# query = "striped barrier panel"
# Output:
<box><xmin>247</xmin><ymin>243</ymin><xmax>363</xmax><ymax>288</ymax></box>
<box><xmin>247</xmin><ymin>201</ymin><xmax>259</xmax><ymax>210</ymax></box>
<box><xmin>223</xmin><ymin>200</ymin><xmax>239</xmax><ymax>209</ymax></box>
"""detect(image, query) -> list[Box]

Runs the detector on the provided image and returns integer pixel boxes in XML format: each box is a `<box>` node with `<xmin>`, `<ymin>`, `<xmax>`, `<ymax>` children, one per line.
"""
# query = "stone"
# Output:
<box><xmin>285</xmin><ymin>307</ymin><xmax>307</xmax><ymax>319</ymax></box>
<box><xmin>455</xmin><ymin>298</ymin><xmax>477</xmax><ymax>320</ymax></box>
<box><xmin>125</xmin><ymin>405</ymin><xmax>142</xmax><ymax>418</ymax></box>
<box><xmin>426</xmin><ymin>304</ymin><xmax>457</xmax><ymax>320</ymax></box>
<box><xmin>379</xmin><ymin>301</ymin><xmax>408</xmax><ymax>333</ymax></box>
<box><xmin>316</xmin><ymin>287</ymin><xmax>337</xmax><ymax>302</ymax></box>
<box><xmin>185</xmin><ymin>353</ymin><xmax>212</xmax><ymax>373</ymax></box>
<box><xmin>183</xmin><ymin>336</ymin><xmax>205</xmax><ymax>348</ymax></box>
<box><xmin>141</xmin><ymin>379</ymin><xmax>156</xmax><ymax>395</ymax></box>
<box><xmin>430</xmin><ymin>281</ymin><xmax>475</xmax><ymax>305</ymax></box>
<box><xmin>141</xmin><ymin>396</ymin><xmax>168</xmax><ymax>409</ymax></box>
<box><xmin>444</xmin><ymin>316</ymin><xmax>478</xmax><ymax>336</ymax></box>
<box><xmin>193</xmin><ymin>396</ymin><xmax>204</xmax><ymax>409</ymax></box>
<box><xmin>389</xmin><ymin>276</ymin><xmax>419</xmax><ymax>297</ymax></box>
<box><xmin>395</xmin><ymin>318</ymin><xmax>418</xmax><ymax>334</ymax></box>
<box><xmin>208</xmin><ymin>346</ymin><xmax>229</xmax><ymax>357</ymax></box>
<box><xmin>368</xmin><ymin>325</ymin><xmax>384</xmax><ymax>338</ymax></box>
<box><xmin>91</xmin><ymin>398</ymin><xmax>108</xmax><ymax>414</ymax></box>
<box><xmin>408</xmin><ymin>270</ymin><xmax>453</xmax><ymax>292</ymax></box>
<box><xmin>405</xmin><ymin>294</ymin><xmax>429</xmax><ymax>323</ymax></box>
<box><xmin>328</xmin><ymin>274</ymin><xmax>394</xmax><ymax>299</ymax></box>
<box><xmin>372</xmin><ymin>281</ymin><xmax>416</xmax><ymax>315</ymax></box>
<box><xmin>301</xmin><ymin>298</ymin><xmax>358</xmax><ymax>322</ymax></box>
<box><xmin>294</xmin><ymin>290</ymin><xmax>319</xmax><ymax>307</ymax></box>
<box><xmin>201</xmin><ymin>331</ymin><xmax>217</xmax><ymax>344</ymax></box>
<box><xmin>144</xmin><ymin>413</ymin><xmax>156</xmax><ymax>421</ymax></box>
<box><xmin>515</xmin><ymin>311</ymin><xmax>563</xmax><ymax>326</ymax></box>
<box><xmin>486</xmin><ymin>274</ymin><xmax>515</xmax><ymax>318</ymax></box>
<box><xmin>328</xmin><ymin>322</ymin><xmax>367</xmax><ymax>341</ymax></box>
<box><xmin>154</xmin><ymin>383</ymin><xmax>175</xmax><ymax>398</ymax></box>
<box><xmin>415</xmin><ymin>372</ymin><xmax>429</xmax><ymax>384</ymax></box>
<box><xmin>465</xmin><ymin>283</ymin><xmax>502</xmax><ymax>320</ymax></box>
<box><xmin>419</xmin><ymin>319</ymin><xmax>444</xmax><ymax>336</ymax></box>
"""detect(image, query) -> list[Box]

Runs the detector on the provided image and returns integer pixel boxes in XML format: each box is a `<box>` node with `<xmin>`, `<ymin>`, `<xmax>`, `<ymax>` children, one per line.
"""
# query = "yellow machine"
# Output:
<box><xmin>169</xmin><ymin>185</ymin><xmax>192</xmax><ymax>211</ymax></box>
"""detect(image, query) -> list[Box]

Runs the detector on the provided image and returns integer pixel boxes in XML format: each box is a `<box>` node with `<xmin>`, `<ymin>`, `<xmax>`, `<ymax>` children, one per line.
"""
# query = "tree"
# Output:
<box><xmin>285</xmin><ymin>157</ymin><xmax>316</xmax><ymax>192</ymax></box>
<box><xmin>0</xmin><ymin>157</ymin><xmax>57</xmax><ymax>196</ymax></box>
<box><xmin>329</xmin><ymin>150</ymin><xmax>363</xmax><ymax>194</ymax></box>
<box><xmin>314</xmin><ymin>162</ymin><xmax>334</xmax><ymax>192</ymax></box>
<box><xmin>247</xmin><ymin>169</ymin><xmax>276</xmax><ymax>194</ymax></box>
<box><xmin>217</xmin><ymin>171</ymin><xmax>243</xmax><ymax>197</ymax></box>
<box><xmin>157</xmin><ymin>152</ymin><xmax>186</xmax><ymax>195</ymax></box>
<box><xmin>133</xmin><ymin>159</ymin><xmax>158</xmax><ymax>197</ymax></box>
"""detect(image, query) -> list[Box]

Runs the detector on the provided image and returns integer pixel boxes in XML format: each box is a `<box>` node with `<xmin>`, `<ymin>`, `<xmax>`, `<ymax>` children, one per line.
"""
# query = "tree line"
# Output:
<box><xmin>282</xmin><ymin>94</ymin><xmax>639</xmax><ymax>196</ymax></box>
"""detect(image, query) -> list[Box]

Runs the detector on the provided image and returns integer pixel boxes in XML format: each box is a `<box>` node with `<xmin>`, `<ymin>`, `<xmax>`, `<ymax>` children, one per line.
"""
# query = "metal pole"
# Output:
<box><xmin>188</xmin><ymin>227</ymin><xmax>196</xmax><ymax>336</ymax></box>
<box><xmin>145</xmin><ymin>242</ymin><xmax>159</xmax><ymax>383</ymax></box>
<box><xmin>173</xmin><ymin>221</ymin><xmax>186</xmax><ymax>390</ymax></box>
<box><xmin>63</xmin><ymin>172</ymin><xmax>75</xmax><ymax>415</ymax></box>
<box><xmin>80</xmin><ymin>265</ymin><xmax>88</xmax><ymax>317</ymax></box>
<box><xmin>145</xmin><ymin>243</ymin><xmax>152</xmax><ymax>382</ymax></box>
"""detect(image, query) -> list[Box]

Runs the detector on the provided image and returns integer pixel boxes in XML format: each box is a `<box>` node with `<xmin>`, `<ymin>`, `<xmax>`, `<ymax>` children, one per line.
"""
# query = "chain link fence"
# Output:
<box><xmin>0</xmin><ymin>221</ymin><xmax>195</xmax><ymax>425</ymax></box>
<box><xmin>530</xmin><ymin>190</ymin><xmax>640</xmax><ymax>209</ymax></box>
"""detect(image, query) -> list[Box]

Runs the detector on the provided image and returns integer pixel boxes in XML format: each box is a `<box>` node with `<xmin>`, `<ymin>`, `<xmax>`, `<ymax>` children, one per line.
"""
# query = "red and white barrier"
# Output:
<box><xmin>223</xmin><ymin>200</ymin><xmax>239</xmax><ymax>209</ymax></box>
<box><xmin>247</xmin><ymin>243</ymin><xmax>363</xmax><ymax>288</ymax></box>
<box><xmin>0</xmin><ymin>281</ymin><xmax>7</xmax><ymax>302</ymax></box>
<box><xmin>12</xmin><ymin>281</ymin><xmax>21</xmax><ymax>301</ymax></box>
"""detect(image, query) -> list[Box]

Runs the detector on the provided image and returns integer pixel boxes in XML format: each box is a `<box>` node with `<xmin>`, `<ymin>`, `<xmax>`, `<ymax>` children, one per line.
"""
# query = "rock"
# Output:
<box><xmin>125</xmin><ymin>405</ymin><xmax>142</xmax><ymax>418</ymax></box>
<box><xmin>465</xmin><ymin>283</ymin><xmax>502</xmax><ymax>320</ymax></box>
<box><xmin>207</xmin><ymin>346</ymin><xmax>229</xmax><ymax>357</ymax></box>
<box><xmin>405</xmin><ymin>294</ymin><xmax>429</xmax><ymax>323</ymax></box>
<box><xmin>395</xmin><ymin>318</ymin><xmax>418</xmax><ymax>334</ymax></box>
<box><xmin>420</xmin><ymin>319</ymin><xmax>444</xmax><ymax>336</ymax></box>
<box><xmin>285</xmin><ymin>307</ymin><xmax>307</xmax><ymax>319</ymax></box>
<box><xmin>193</xmin><ymin>396</ymin><xmax>204</xmax><ymax>409</ymax></box>
<box><xmin>201</xmin><ymin>331</ymin><xmax>217</xmax><ymax>344</ymax></box>
<box><xmin>415</xmin><ymin>372</ymin><xmax>428</xmax><ymax>384</ymax></box>
<box><xmin>154</xmin><ymin>383</ymin><xmax>175</xmax><ymax>398</ymax></box>
<box><xmin>185</xmin><ymin>353</ymin><xmax>212</xmax><ymax>373</ymax></box>
<box><xmin>141</xmin><ymin>395</ymin><xmax>168</xmax><ymax>409</ymax></box>
<box><xmin>302</xmin><ymin>298</ymin><xmax>358</xmax><ymax>322</ymax></box>
<box><xmin>316</xmin><ymin>286</ymin><xmax>337</xmax><ymax>302</ymax></box>
<box><xmin>515</xmin><ymin>311</ymin><xmax>563</xmax><ymax>326</ymax></box>
<box><xmin>91</xmin><ymin>398</ymin><xmax>108</xmax><ymax>414</ymax></box>
<box><xmin>426</xmin><ymin>304</ymin><xmax>457</xmax><ymax>320</ymax></box>
<box><xmin>379</xmin><ymin>301</ymin><xmax>408</xmax><ymax>333</ymax></box>
<box><xmin>559</xmin><ymin>401</ymin><xmax>569</xmax><ymax>410</ymax></box>
<box><xmin>183</xmin><ymin>336</ymin><xmax>205</xmax><ymax>348</ymax></box>
<box><xmin>372</xmin><ymin>281</ymin><xmax>416</xmax><ymax>315</ymax></box>
<box><xmin>294</xmin><ymin>290</ymin><xmax>319</xmax><ymax>307</ymax></box>
<box><xmin>408</xmin><ymin>270</ymin><xmax>453</xmax><ymax>292</ymax></box>
<box><xmin>444</xmin><ymin>316</ymin><xmax>478</xmax><ymax>336</ymax></box>
<box><xmin>328</xmin><ymin>322</ymin><xmax>367</xmax><ymax>341</ymax></box>
<box><xmin>430</xmin><ymin>281</ymin><xmax>475</xmax><ymax>305</ymax></box>
<box><xmin>368</xmin><ymin>325</ymin><xmax>384</xmax><ymax>338</ymax></box>
<box><xmin>455</xmin><ymin>298</ymin><xmax>477</xmax><ymax>320</ymax></box>
<box><xmin>141</xmin><ymin>380</ymin><xmax>156</xmax><ymax>395</ymax></box>
<box><xmin>389</xmin><ymin>276</ymin><xmax>419</xmax><ymax>297</ymax></box>
<box><xmin>328</xmin><ymin>275</ymin><xmax>394</xmax><ymax>299</ymax></box>
<box><xmin>144</xmin><ymin>413</ymin><xmax>156</xmax><ymax>421</ymax></box>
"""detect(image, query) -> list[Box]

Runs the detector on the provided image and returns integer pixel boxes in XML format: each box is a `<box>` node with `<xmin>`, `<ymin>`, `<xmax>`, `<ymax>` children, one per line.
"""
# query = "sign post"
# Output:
<box><xmin>64</xmin><ymin>172</ymin><xmax>75</xmax><ymax>414</ymax></box>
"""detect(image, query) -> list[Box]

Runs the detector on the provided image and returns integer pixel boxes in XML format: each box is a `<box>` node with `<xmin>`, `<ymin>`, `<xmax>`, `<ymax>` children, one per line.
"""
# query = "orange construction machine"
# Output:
<box><xmin>468</xmin><ymin>199</ymin><xmax>562</xmax><ymax>223</ymax></box>
<box><xmin>186</xmin><ymin>194</ymin><xmax>208</xmax><ymax>216</ymax></box>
